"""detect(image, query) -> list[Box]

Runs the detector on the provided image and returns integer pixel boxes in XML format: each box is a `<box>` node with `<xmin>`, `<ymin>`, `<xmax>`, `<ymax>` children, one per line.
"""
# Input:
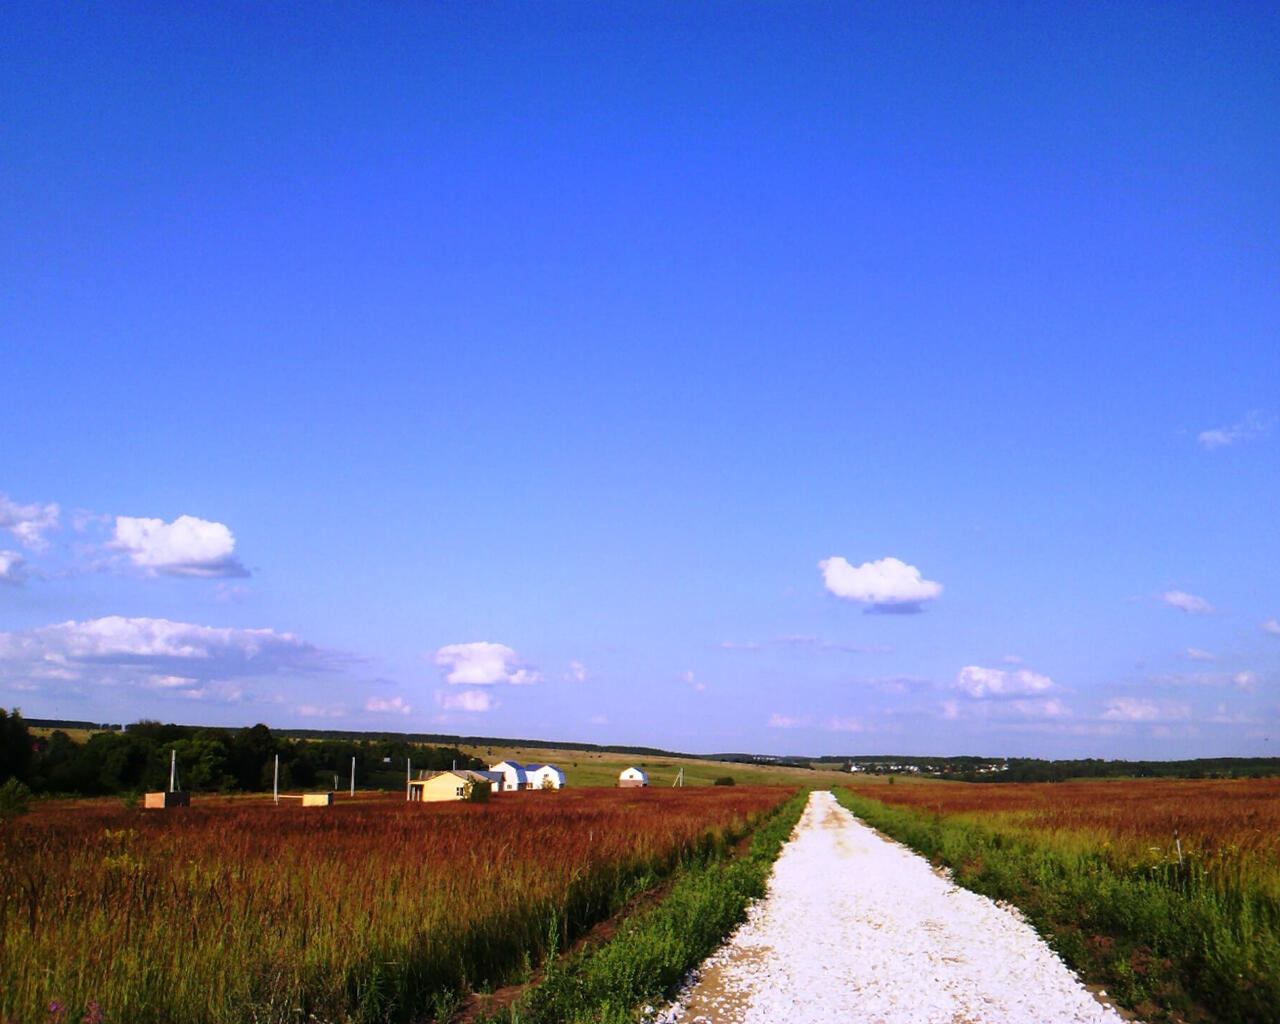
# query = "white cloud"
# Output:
<box><xmin>824</xmin><ymin>716</ymin><xmax>867</xmax><ymax>732</ymax></box>
<box><xmin>1262</xmin><ymin>619</ymin><xmax>1280</xmax><ymax>636</ymax></box>
<box><xmin>297</xmin><ymin>704</ymin><xmax>346</xmax><ymax>718</ymax></box>
<box><xmin>1001</xmin><ymin>653</ymin><xmax>1023</xmax><ymax>665</ymax></box>
<box><xmin>0</xmin><ymin>550</ymin><xmax>28</xmax><ymax>585</ymax></box>
<box><xmin>436</xmin><ymin>689</ymin><xmax>494</xmax><ymax>712</ymax></box>
<box><xmin>365</xmin><ymin>695</ymin><xmax>412</xmax><ymax>715</ymax></box>
<box><xmin>819</xmin><ymin>556</ymin><xmax>942</xmax><ymax>611</ymax></box>
<box><xmin>767</xmin><ymin>712</ymin><xmax>813</xmax><ymax>729</ymax></box>
<box><xmin>1233</xmin><ymin>671</ymin><xmax>1260</xmax><ymax>691</ymax></box>
<box><xmin>1102</xmin><ymin>698</ymin><xmax>1191</xmax><ymax>722</ymax></box>
<box><xmin>589</xmin><ymin>713</ymin><xmax>608</xmax><ymax>725</ymax></box>
<box><xmin>0</xmin><ymin>617</ymin><xmax>337</xmax><ymax>700</ymax></box>
<box><xmin>433</xmin><ymin>642</ymin><xmax>542</xmax><ymax>686</ymax></box>
<box><xmin>1209</xmin><ymin>703</ymin><xmax>1261</xmax><ymax>726</ymax></box>
<box><xmin>1161</xmin><ymin>590</ymin><xmax>1213</xmax><ymax>615</ymax></box>
<box><xmin>955</xmin><ymin>665</ymin><xmax>1055</xmax><ymax>698</ymax></box>
<box><xmin>566</xmin><ymin>660</ymin><xmax>588</xmax><ymax>682</ymax></box>
<box><xmin>682</xmin><ymin>669</ymin><xmax>705</xmax><ymax>691</ymax></box>
<box><xmin>112</xmin><ymin>515</ymin><xmax>249</xmax><ymax>578</ymax></box>
<box><xmin>717</xmin><ymin>640</ymin><xmax>761</xmax><ymax>650</ymax></box>
<box><xmin>1198</xmin><ymin>411</ymin><xmax>1271</xmax><ymax>450</ymax></box>
<box><xmin>1007</xmin><ymin>698</ymin><xmax>1071</xmax><ymax>719</ymax></box>
<box><xmin>1183</xmin><ymin>648</ymin><xmax>1217</xmax><ymax>662</ymax></box>
<box><xmin>0</xmin><ymin>495</ymin><xmax>59</xmax><ymax>551</ymax></box>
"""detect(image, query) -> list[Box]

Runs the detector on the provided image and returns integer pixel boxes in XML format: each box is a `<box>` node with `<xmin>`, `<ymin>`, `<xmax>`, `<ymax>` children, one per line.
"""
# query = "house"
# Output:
<box><xmin>618</xmin><ymin>766</ymin><xmax>648</xmax><ymax>788</ymax></box>
<box><xmin>526</xmin><ymin>763</ymin><xmax>566</xmax><ymax>789</ymax></box>
<box><xmin>408</xmin><ymin>770</ymin><xmax>499</xmax><ymax>802</ymax></box>
<box><xmin>488</xmin><ymin>760</ymin><xmax>530</xmax><ymax>792</ymax></box>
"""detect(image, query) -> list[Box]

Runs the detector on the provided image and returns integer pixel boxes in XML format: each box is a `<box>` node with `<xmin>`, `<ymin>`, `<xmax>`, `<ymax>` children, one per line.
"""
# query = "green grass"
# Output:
<box><xmin>833</xmin><ymin>787</ymin><xmax>1280</xmax><ymax>1024</ymax></box>
<box><xmin>477</xmin><ymin>789</ymin><xmax>812</xmax><ymax>1024</ymax></box>
<box><xmin>458</xmin><ymin>744</ymin><xmax>851</xmax><ymax>789</ymax></box>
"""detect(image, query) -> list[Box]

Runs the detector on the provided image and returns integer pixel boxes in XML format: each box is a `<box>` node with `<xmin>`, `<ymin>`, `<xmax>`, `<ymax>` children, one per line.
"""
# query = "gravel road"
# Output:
<box><xmin>657</xmin><ymin>790</ymin><xmax>1132</xmax><ymax>1024</ymax></box>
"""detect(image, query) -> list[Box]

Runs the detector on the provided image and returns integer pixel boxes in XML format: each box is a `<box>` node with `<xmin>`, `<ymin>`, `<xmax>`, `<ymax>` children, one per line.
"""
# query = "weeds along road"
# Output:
<box><xmin>658</xmin><ymin>790</ymin><xmax>1131</xmax><ymax>1024</ymax></box>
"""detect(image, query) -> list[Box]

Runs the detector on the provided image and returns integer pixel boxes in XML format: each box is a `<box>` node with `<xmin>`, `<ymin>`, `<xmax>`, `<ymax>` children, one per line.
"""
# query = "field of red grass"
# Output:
<box><xmin>0</xmin><ymin>785</ymin><xmax>794</xmax><ymax>1024</ymax></box>
<box><xmin>840</xmin><ymin>778</ymin><xmax>1280</xmax><ymax>1022</ymax></box>
<box><xmin>846</xmin><ymin>777</ymin><xmax>1280</xmax><ymax>875</ymax></box>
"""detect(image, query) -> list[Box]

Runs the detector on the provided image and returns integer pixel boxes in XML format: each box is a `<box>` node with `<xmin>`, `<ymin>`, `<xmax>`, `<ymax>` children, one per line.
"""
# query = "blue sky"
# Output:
<box><xmin>2</xmin><ymin>3</ymin><xmax>1277</xmax><ymax>758</ymax></box>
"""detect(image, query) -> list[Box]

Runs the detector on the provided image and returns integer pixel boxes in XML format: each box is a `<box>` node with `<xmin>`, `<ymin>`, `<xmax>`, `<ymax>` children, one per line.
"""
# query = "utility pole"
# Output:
<box><xmin>169</xmin><ymin>749</ymin><xmax>178</xmax><ymax>792</ymax></box>
<box><xmin>406</xmin><ymin>757</ymin><xmax>412</xmax><ymax>801</ymax></box>
<box><xmin>350</xmin><ymin>755</ymin><xmax>356</xmax><ymax>797</ymax></box>
<box><xmin>273</xmin><ymin>754</ymin><xmax>279</xmax><ymax>805</ymax></box>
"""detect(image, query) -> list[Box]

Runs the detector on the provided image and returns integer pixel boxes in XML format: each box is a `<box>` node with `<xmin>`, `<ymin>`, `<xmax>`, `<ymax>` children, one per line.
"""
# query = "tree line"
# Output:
<box><xmin>0</xmin><ymin>709</ymin><xmax>483</xmax><ymax>797</ymax></box>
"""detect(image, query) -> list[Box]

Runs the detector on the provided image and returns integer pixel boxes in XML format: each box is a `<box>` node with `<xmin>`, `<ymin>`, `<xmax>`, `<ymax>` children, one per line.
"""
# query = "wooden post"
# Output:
<box><xmin>350</xmin><ymin>755</ymin><xmax>356</xmax><ymax>797</ymax></box>
<box><xmin>406</xmin><ymin>757</ymin><xmax>412</xmax><ymax>801</ymax></box>
<box><xmin>273</xmin><ymin>754</ymin><xmax>279</xmax><ymax>805</ymax></box>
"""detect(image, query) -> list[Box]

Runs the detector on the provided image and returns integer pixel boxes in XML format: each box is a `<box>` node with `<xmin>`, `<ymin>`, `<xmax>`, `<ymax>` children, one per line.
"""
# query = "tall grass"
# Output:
<box><xmin>835</xmin><ymin>780</ymin><xmax>1280</xmax><ymax>1024</ymax></box>
<box><xmin>0</xmin><ymin>787</ymin><xmax>793</xmax><ymax>1024</ymax></box>
<box><xmin>485</xmin><ymin>789</ymin><xmax>811</xmax><ymax>1023</ymax></box>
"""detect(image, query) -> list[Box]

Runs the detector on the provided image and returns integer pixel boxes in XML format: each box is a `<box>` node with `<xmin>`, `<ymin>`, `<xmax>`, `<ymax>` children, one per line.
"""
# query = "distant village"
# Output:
<box><xmin>407</xmin><ymin>758</ymin><xmax>649</xmax><ymax>802</ymax></box>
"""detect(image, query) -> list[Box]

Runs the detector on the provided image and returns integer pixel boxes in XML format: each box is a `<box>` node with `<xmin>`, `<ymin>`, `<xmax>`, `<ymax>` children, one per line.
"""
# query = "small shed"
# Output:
<box><xmin>618</xmin><ymin>766</ymin><xmax>648</xmax><ymax>788</ymax></box>
<box><xmin>526</xmin><ymin>763</ymin><xmax>566</xmax><ymax>789</ymax></box>
<box><xmin>144</xmin><ymin>791</ymin><xmax>189</xmax><ymax>809</ymax></box>
<box><xmin>408</xmin><ymin>770</ymin><xmax>494</xmax><ymax>802</ymax></box>
<box><xmin>488</xmin><ymin>760</ymin><xmax>529</xmax><ymax>792</ymax></box>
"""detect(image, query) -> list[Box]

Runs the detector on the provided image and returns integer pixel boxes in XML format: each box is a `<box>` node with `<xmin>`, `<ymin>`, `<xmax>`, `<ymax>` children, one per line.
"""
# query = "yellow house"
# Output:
<box><xmin>407</xmin><ymin>769</ymin><xmax>499</xmax><ymax>802</ymax></box>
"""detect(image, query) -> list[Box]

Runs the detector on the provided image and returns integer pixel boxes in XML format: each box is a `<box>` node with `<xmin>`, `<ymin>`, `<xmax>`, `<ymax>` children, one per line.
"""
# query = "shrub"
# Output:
<box><xmin>713</xmin><ymin>776</ymin><xmax>736</xmax><ymax>786</ymax></box>
<box><xmin>0</xmin><ymin>777</ymin><xmax>32</xmax><ymax>818</ymax></box>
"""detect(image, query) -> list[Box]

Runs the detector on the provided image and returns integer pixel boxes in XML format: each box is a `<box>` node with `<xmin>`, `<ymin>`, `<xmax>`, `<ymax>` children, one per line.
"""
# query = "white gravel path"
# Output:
<box><xmin>657</xmin><ymin>790</ymin><xmax>1132</xmax><ymax>1024</ymax></box>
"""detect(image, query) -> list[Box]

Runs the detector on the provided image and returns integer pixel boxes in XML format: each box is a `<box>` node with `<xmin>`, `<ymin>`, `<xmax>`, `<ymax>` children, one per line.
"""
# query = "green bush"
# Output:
<box><xmin>713</xmin><ymin>776</ymin><xmax>735</xmax><ymax>786</ymax></box>
<box><xmin>0</xmin><ymin>777</ymin><xmax>32</xmax><ymax>818</ymax></box>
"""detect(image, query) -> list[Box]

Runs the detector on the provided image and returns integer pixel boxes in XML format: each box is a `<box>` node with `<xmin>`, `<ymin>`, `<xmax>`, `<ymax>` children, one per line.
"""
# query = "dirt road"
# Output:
<box><xmin>657</xmin><ymin>790</ymin><xmax>1130</xmax><ymax>1024</ymax></box>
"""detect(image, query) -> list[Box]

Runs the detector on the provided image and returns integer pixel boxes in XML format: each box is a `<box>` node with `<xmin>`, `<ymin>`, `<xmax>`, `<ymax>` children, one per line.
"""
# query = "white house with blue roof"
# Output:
<box><xmin>488</xmin><ymin>760</ymin><xmax>528</xmax><ymax>792</ymax></box>
<box><xmin>525</xmin><ymin>763</ymin><xmax>566</xmax><ymax>789</ymax></box>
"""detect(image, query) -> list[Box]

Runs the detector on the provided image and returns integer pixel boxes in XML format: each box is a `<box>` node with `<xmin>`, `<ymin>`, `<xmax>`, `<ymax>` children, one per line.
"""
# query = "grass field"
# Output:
<box><xmin>837</xmin><ymin>778</ymin><xmax>1280</xmax><ymax>1024</ymax></box>
<box><xmin>0</xmin><ymin>785</ymin><xmax>795</xmax><ymax>1024</ymax></box>
<box><xmin>457</xmin><ymin>742</ymin><xmax>852</xmax><ymax>788</ymax></box>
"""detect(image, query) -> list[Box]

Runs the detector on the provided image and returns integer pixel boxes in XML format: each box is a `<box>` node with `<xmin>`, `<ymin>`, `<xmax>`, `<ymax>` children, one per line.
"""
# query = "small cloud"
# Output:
<box><xmin>1209</xmin><ymin>703</ymin><xmax>1260</xmax><ymax>725</ymax></box>
<box><xmin>1198</xmin><ymin>411</ymin><xmax>1271</xmax><ymax>450</ymax></box>
<box><xmin>1102</xmin><ymin>697</ymin><xmax>1190</xmax><ymax>722</ymax></box>
<box><xmin>112</xmin><ymin>515</ymin><xmax>249</xmax><ymax>578</ymax></box>
<box><xmin>0</xmin><ymin>494</ymin><xmax>60</xmax><ymax>551</ymax></box>
<box><xmin>717</xmin><ymin>640</ymin><xmax>761</xmax><ymax>650</ymax></box>
<box><xmin>818</xmin><ymin>556</ymin><xmax>942</xmax><ymax>613</ymax></box>
<box><xmin>589</xmin><ymin>713</ymin><xmax>608</xmax><ymax>725</ymax></box>
<box><xmin>680</xmin><ymin>669</ymin><xmax>705</xmax><ymax>691</ymax></box>
<box><xmin>955</xmin><ymin>665</ymin><xmax>1055</xmax><ymax>698</ymax></box>
<box><xmin>767</xmin><ymin>712</ymin><xmax>813</xmax><ymax>729</ymax></box>
<box><xmin>149</xmin><ymin>674</ymin><xmax>196</xmax><ymax>689</ymax></box>
<box><xmin>365</xmin><ymin>695</ymin><xmax>412</xmax><ymax>715</ymax></box>
<box><xmin>824</xmin><ymin>716</ymin><xmax>866</xmax><ymax>732</ymax></box>
<box><xmin>297</xmin><ymin>704</ymin><xmax>346</xmax><ymax>718</ymax></box>
<box><xmin>1261</xmin><ymin>619</ymin><xmax>1280</xmax><ymax>636</ymax></box>
<box><xmin>433</xmin><ymin>642</ymin><xmax>542</xmax><ymax>685</ymax></box>
<box><xmin>0</xmin><ymin>550</ymin><xmax>29</xmax><ymax>585</ymax></box>
<box><xmin>436</xmin><ymin>689</ymin><xmax>494</xmax><ymax>712</ymax></box>
<box><xmin>1161</xmin><ymin>590</ymin><xmax>1213</xmax><ymax>615</ymax></box>
<box><xmin>1233</xmin><ymin>671</ymin><xmax>1259</xmax><ymax>691</ymax></box>
<box><xmin>565</xmin><ymin>660</ymin><xmax>588</xmax><ymax>682</ymax></box>
<box><xmin>1001</xmin><ymin>653</ymin><xmax>1023</xmax><ymax>665</ymax></box>
<box><xmin>1183</xmin><ymin>648</ymin><xmax>1217</xmax><ymax>662</ymax></box>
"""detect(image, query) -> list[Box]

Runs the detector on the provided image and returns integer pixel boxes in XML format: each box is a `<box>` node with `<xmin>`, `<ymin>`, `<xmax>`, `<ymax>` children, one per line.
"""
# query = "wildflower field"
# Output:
<box><xmin>0</xmin><ymin>786</ymin><xmax>795</xmax><ymax>1024</ymax></box>
<box><xmin>837</xmin><ymin>778</ymin><xmax>1280</xmax><ymax>1023</ymax></box>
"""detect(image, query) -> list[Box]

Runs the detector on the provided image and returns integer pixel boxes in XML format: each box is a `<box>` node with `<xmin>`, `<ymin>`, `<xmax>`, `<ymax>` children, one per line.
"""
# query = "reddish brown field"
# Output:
<box><xmin>0</xmin><ymin>785</ymin><xmax>794</xmax><ymax>1024</ymax></box>
<box><xmin>845</xmin><ymin>777</ymin><xmax>1280</xmax><ymax>868</ymax></box>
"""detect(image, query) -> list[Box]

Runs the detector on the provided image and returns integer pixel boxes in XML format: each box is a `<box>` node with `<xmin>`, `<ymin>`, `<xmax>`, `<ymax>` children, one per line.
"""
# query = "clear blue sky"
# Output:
<box><xmin>2</xmin><ymin>3</ymin><xmax>1277</xmax><ymax>758</ymax></box>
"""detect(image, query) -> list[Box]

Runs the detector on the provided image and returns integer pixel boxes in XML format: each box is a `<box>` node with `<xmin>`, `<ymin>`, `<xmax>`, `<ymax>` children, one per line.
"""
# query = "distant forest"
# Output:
<box><xmin>811</xmin><ymin>754</ymin><xmax>1280</xmax><ymax>781</ymax></box>
<box><xmin>0</xmin><ymin>709</ymin><xmax>483</xmax><ymax>797</ymax></box>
